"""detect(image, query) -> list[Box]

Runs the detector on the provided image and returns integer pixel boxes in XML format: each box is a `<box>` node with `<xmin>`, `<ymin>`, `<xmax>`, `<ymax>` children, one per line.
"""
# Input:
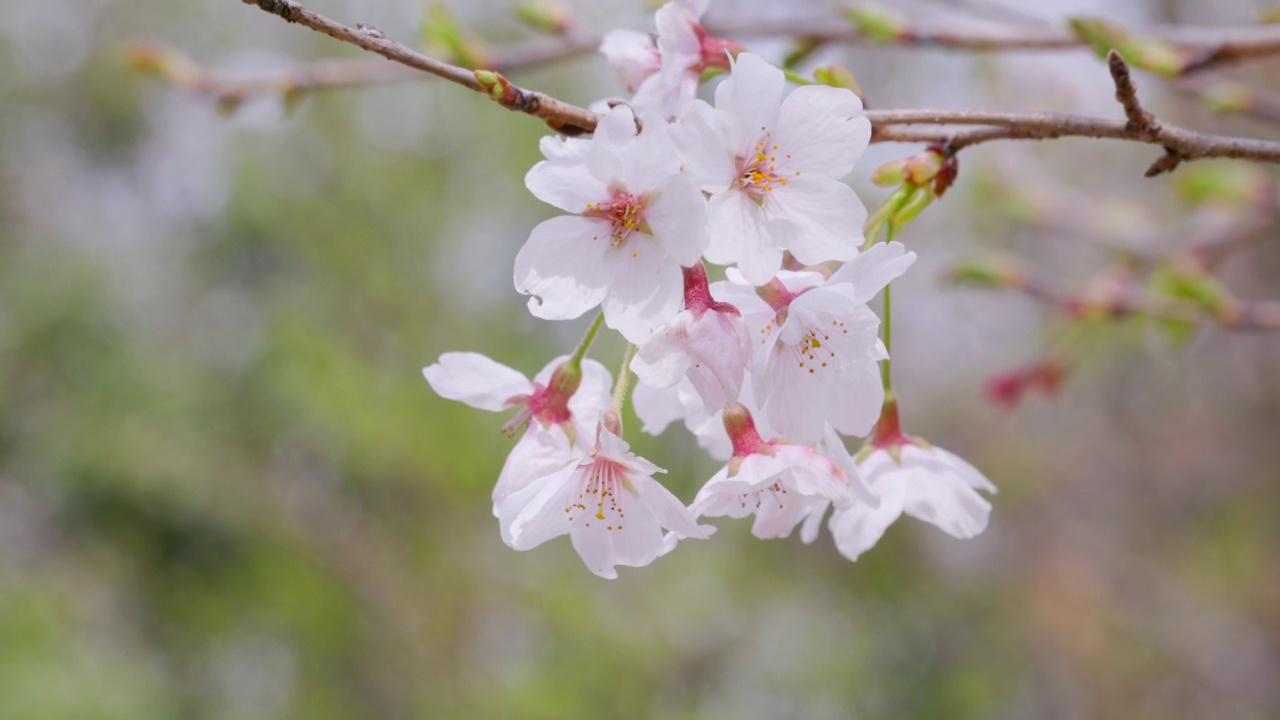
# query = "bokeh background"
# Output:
<box><xmin>2</xmin><ymin>0</ymin><xmax>1279</xmax><ymax>717</ymax></box>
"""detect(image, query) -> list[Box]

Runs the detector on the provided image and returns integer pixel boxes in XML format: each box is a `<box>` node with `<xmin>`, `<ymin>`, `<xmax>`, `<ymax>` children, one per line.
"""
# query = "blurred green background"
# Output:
<box><xmin>2</xmin><ymin>0</ymin><xmax>1279</xmax><ymax>718</ymax></box>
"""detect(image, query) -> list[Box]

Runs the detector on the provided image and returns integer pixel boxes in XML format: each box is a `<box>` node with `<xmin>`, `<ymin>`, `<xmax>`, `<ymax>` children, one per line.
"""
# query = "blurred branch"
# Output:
<box><xmin>1173</xmin><ymin>78</ymin><xmax>1280</xmax><ymax>124</ymax></box>
<box><xmin>237</xmin><ymin>0</ymin><xmax>598</xmax><ymax>134</ymax></box>
<box><xmin>706</xmin><ymin>15</ymin><xmax>1280</xmax><ymax>75</ymax></box>
<box><xmin>950</xmin><ymin>261</ymin><xmax>1280</xmax><ymax>330</ymax></box>
<box><xmin>230</xmin><ymin>0</ymin><xmax>1280</xmax><ymax>173</ymax></box>
<box><xmin>125</xmin><ymin>36</ymin><xmax>596</xmax><ymax>109</ymax></box>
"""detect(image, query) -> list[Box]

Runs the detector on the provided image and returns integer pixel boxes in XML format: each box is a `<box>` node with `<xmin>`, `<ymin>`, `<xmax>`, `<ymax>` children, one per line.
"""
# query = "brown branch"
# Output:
<box><xmin>231</xmin><ymin>0</ymin><xmax>1280</xmax><ymax>172</ymax></box>
<box><xmin>705</xmin><ymin>17</ymin><xmax>1280</xmax><ymax>75</ymax></box>
<box><xmin>957</xmin><ymin>268</ymin><xmax>1280</xmax><ymax>330</ymax></box>
<box><xmin>238</xmin><ymin>0</ymin><xmax>598</xmax><ymax>134</ymax></box>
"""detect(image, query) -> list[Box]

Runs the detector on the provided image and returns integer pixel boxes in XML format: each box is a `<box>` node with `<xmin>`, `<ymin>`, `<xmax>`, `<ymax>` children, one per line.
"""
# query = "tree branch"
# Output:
<box><xmin>237</xmin><ymin>0</ymin><xmax>597</xmax><ymax>134</ymax></box>
<box><xmin>229</xmin><ymin>0</ymin><xmax>1280</xmax><ymax>173</ymax></box>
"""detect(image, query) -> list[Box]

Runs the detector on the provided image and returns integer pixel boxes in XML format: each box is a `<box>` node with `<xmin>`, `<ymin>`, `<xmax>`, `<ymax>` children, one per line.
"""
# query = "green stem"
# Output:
<box><xmin>880</xmin><ymin>224</ymin><xmax>899</xmax><ymax>397</ymax></box>
<box><xmin>568</xmin><ymin>311</ymin><xmax>605</xmax><ymax>367</ymax></box>
<box><xmin>611</xmin><ymin>343</ymin><xmax>637</xmax><ymax>413</ymax></box>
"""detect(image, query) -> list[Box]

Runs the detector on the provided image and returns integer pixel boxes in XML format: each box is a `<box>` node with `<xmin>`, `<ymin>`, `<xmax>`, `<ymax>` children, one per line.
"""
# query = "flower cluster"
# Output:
<box><xmin>423</xmin><ymin>1</ymin><xmax>996</xmax><ymax>578</ymax></box>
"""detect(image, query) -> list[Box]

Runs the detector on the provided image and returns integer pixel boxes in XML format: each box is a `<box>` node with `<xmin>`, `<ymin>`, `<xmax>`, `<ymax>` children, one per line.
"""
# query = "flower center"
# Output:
<box><xmin>794</xmin><ymin>323</ymin><xmax>843</xmax><ymax>376</ymax></box>
<box><xmin>584</xmin><ymin>191</ymin><xmax>649</xmax><ymax>245</ymax></box>
<box><xmin>737</xmin><ymin>131</ymin><xmax>794</xmax><ymax>199</ymax></box>
<box><xmin>563</xmin><ymin>458</ymin><xmax>632</xmax><ymax>530</ymax></box>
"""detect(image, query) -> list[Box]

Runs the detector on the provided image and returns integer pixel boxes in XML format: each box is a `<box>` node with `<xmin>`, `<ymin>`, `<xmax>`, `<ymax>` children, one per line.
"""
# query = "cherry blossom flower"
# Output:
<box><xmin>712</xmin><ymin>241</ymin><xmax>916</xmax><ymax>443</ymax></box>
<box><xmin>421</xmin><ymin>352</ymin><xmax>611</xmax><ymax>528</ymax></box>
<box><xmin>632</xmin><ymin>375</ymin><xmax>733</xmax><ymax>461</ymax></box>
<box><xmin>631</xmin><ymin>262</ymin><xmax>750</xmax><ymax>411</ymax></box>
<box><xmin>515</xmin><ymin>105</ymin><xmax>709</xmax><ymax>343</ymax></box>
<box><xmin>683</xmin><ymin>403</ymin><xmax>877</xmax><ymax>541</ymax></box>
<box><xmin>674</xmin><ymin>52</ymin><xmax>871</xmax><ymax>284</ymax></box>
<box><xmin>500</xmin><ymin>426</ymin><xmax>714</xmax><ymax>578</ymax></box>
<box><xmin>815</xmin><ymin>400</ymin><xmax>997</xmax><ymax>561</ymax></box>
<box><xmin>828</xmin><ymin>444</ymin><xmax>997</xmax><ymax>561</ymax></box>
<box><xmin>600</xmin><ymin>0</ymin><xmax>739</xmax><ymax>119</ymax></box>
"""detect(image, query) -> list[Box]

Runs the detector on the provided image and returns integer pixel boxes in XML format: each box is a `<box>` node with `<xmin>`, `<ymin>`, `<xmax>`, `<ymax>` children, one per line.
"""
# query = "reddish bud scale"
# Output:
<box><xmin>869</xmin><ymin>399</ymin><xmax>911</xmax><ymax>451</ymax></box>
<box><xmin>984</xmin><ymin>361</ymin><xmax>1068</xmax><ymax>409</ymax></box>
<box><xmin>695</xmin><ymin>25</ymin><xmax>743</xmax><ymax>70</ymax></box>
<box><xmin>722</xmin><ymin>403</ymin><xmax>772</xmax><ymax>458</ymax></box>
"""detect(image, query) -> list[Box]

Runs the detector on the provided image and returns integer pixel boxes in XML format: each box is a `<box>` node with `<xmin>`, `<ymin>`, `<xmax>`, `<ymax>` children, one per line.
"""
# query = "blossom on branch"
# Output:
<box><xmin>675</xmin><ymin>52</ymin><xmax>871</xmax><ymax>284</ymax></box>
<box><xmin>500</xmin><ymin>426</ymin><xmax>714</xmax><ymax>578</ymax></box>
<box><xmin>516</xmin><ymin>105</ymin><xmax>709</xmax><ymax>343</ymax></box>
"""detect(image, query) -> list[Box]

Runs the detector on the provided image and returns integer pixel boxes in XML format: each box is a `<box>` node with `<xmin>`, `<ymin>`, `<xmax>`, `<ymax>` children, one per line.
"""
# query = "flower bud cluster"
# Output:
<box><xmin>422</xmin><ymin>1</ymin><xmax>996</xmax><ymax>578</ymax></box>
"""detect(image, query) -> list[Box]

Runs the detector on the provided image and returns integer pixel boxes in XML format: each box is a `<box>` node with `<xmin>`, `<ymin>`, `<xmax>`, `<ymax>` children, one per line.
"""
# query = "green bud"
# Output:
<box><xmin>870</xmin><ymin>158</ymin><xmax>908</xmax><ymax>187</ymax></box>
<box><xmin>813</xmin><ymin>64</ymin><xmax>861</xmax><ymax>95</ymax></box>
<box><xmin>1148</xmin><ymin>260</ymin><xmax>1231</xmax><ymax>315</ymax></box>
<box><xmin>947</xmin><ymin>259</ymin><xmax>1024</xmax><ymax>288</ymax></box>
<box><xmin>515</xmin><ymin>1</ymin><xmax>573</xmax><ymax>35</ymax></box>
<box><xmin>891</xmin><ymin>185</ymin><xmax>935</xmax><ymax>226</ymax></box>
<box><xmin>864</xmin><ymin>185</ymin><xmax>912</xmax><ymax>237</ymax></box>
<box><xmin>845</xmin><ymin>4</ymin><xmax>908</xmax><ymax>43</ymax></box>
<box><xmin>422</xmin><ymin>1</ymin><xmax>491</xmax><ymax>67</ymax></box>
<box><xmin>1067</xmin><ymin>17</ymin><xmax>1129</xmax><ymax>58</ymax></box>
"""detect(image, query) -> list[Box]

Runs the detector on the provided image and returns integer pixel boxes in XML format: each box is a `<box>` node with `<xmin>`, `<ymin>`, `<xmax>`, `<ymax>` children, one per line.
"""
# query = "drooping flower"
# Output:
<box><xmin>631</xmin><ymin>262</ymin><xmax>750</xmax><ymax>411</ymax></box>
<box><xmin>499</xmin><ymin>426</ymin><xmax>714</xmax><ymax>578</ymax></box>
<box><xmin>422</xmin><ymin>352</ymin><xmax>611</xmax><ymax>519</ymax></box>
<box><xmin>824</xmin><ymin>400</ymin><xmax>997</xmax><ymax>561</ymax></box>
<box><xmin>683</xmin><ymin>403</ymin><xmax>877</xmax><ymax>541</ymax></box>
<box><xmin>674</xmin><ymin>52</ymin><xmax>872</xmax><ymax>284</ymax></box>
<box><xmin>712</xmin><ymin>241</ymin><xmax>916</xmax><ymax>443</ymax></box>
<box><xmin>516</xmin><ymin>105</ymin><xmax>708</xmax><ymax>343</ymax></box>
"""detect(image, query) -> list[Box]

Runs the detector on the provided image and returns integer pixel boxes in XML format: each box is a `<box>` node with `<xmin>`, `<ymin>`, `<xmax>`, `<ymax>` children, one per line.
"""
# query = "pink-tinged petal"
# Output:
<box><xmin>600</xmin><ymin>239</ymin><xmax>683</xmax><ymax>343</ymax></box>
<box><xmin>631</xmin><ymin>474</ymin><xmax>715</xmax><ymax>539</ymax></box>
<box><xmin>570</xmin><ymin>515</ymin><xmax>664</xmax><ymax>579</ymax></box>
<box><xmin>644</xmin><ymin>174</ymin><xmax>709</xmax><ymax>266</ymax></box>
<box><xmin>928</xmin><ymin>446</ymin><xmax>999</xmax><ymax>493</ymax></box>
<box><xmin>799</xmin><ymin>499</ymin><xmax>829</xmax><ymax>543</ymax></box>
<box><xmin>899</xmin><ymin>464</ymin><xmax>992</xmax><ymax>539</ymax></box>
<box><xmin>515</xmin><ymin>215</ymin><xmax>615</xmax><ymax>321</ymax></box>
<box><xmin>422</xmin><ymin>352</ymin><xmax>532</xmax><ymax>411</ymax></box>
<box><xmin>749</xmin><ymin>488</ymin><xmax>809</xmax><ymax>539</ymax></box>
<box><xmin>715</xmin><ymin>53</ymin><xmax>783</xmax><ymax>145</ymax></box>
<box><xmin>504</xmin><ymin>463</ymin><xmax>585</xmax><ymax>550</ymax></box>
<box><xmin>829</xmin><ymin>359</ymin><xmax>886</xmax><ymax>439</ymax></box>
<box><xmin>538</xmin><ymin>134</ymin><xmax>591</xmax><ymax>164</ymax></box>
<box><xmin>755</xmin><ymin>342</ymin><xmax>827</xmax><ymax>443</ymax></box>
<box><xmin>631</xmin><ymin>381</ymin><xmax>686</xmax><ymax>435</ymax></box>
<box><xmin>632</xmin><ymin>311</ymin><xmax>697</xmax><ymax>389</ymax></box>
<box><xmin>817</xmin><ymin>425</ymin><xmax>879</xmax><ymax>508</ymax></box>
<box><xmin>782</xmin><ymin>451</ymin><xmax>855</xmax><ymax>508</ymax></box>
<box><xmin>525</xmin><ymin>159</ymin><xmax>608</xmax><ymax>213</ymax></box>
<box><xmin>592</xmin><ymin>104</ymin><xmax>641</xmax><ymax>152</ymax></box>
<box><xmin>828</xmin><ymin>241</ymin><xmax>917</xmax><ymax>304</ymax></box>
<box><xmin>685</xmin><ymin>310</ymin><xmax>747</xmax><ymax>401</ymax></box>
<box><xmin>565</xmin><ymin>360</ymin><xmax>613</xmax><ymax>444</ymax></box>
<box><xmin>706</xmin><ymin>190</ymin><xmax>783</xmax><ymax>285</ymax></box>
<box><xmin>599</xmin><ymin>29</ymin><xmax>658</xmax><ymax>93</ymax></box>
<box><xmin>596</xmin><ymin>426</ymin><xmax>634</xmax><ymax>462</ymax></box>
<box><xmin>764</xmin><ymin>174</ymin><xmax>865</xmax><ymax>266</ymax></box>
<box><xmin>494</xmin><ymin>427</ymin><xmax>576</xmax><ymax>543</ymax></box>
<box><xmin>829</xmin><ymin>473</ymin><xmax>907</xmax><ymax>561</ymax></box>
<box><xmin>773</xmin><ymin>85</ymin><xmax>870</xmax><ymax>179</ymax></box>
<box><xmin>672</xmin><ymin>100</ymin><xmax>738</xmax><ymax>192</ymax></box>
<box><xmin>706</xmin><ymin>451</ymin><xmax>803</xmax><ymax>494</ymax></box>
<box><xmin>655</xmin><ymin>1</ymin><xmax>700</xmax><ymax>59</ymax></box>
<box><xmin>618</xmin><ymin>120</ymin><xmax>682</xmax><ymax>193</ymax></box>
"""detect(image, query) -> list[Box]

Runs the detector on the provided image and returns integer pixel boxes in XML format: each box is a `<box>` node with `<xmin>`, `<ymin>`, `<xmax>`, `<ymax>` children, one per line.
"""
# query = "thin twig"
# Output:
<box><xmin>233</xmin><ymin>0</ymin><xmax>1280</xmax><ymax>173</ymax></box>
<box><xmin>239</xmin><ymin>0</ymin><xmax>597</xmax><ymax>134</ymax></box>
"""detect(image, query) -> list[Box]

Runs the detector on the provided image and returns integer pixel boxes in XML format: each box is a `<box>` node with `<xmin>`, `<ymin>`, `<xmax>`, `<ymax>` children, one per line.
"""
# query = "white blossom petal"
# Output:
<box><xmin>600</xmin><ymin>237</ymin><xmax>684</xmax><ymax>343</ymax></box>
<box><xmin>763</xmin><ymin>174</ymin><xmax>865</xmax><ymax>266</ymax></box>
<box><xmin>515</xmin><ymin>215</ymin><xmax>615</xmax><ymax>321</ymax></box>
<box><xmin>422</xmin><ymin>352</ymin><xmax>532</xmax><ymax>411</ymax></box>
<box><xmin>706</xmin><ymin>190</ymin><xmax>782</xmax><ymax>285</ymax></box>
<box><xmin>772</xmin><ymin>85</ymin><xmax>869</xmax><ymax>179</ymax></box>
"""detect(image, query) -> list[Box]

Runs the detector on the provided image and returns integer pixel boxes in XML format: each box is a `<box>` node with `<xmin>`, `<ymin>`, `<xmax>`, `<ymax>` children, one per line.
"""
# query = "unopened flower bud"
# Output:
<box><xmin>871</xmin><ymin>158</ymin><xmax>908</xmax><ymax>187</ymax></box>
<box><xmin>515</xmin><ymin>1</ymin><xmax>574</xmax><ymax>35</ymax></box>
<box><xmin>903</xmin><ymin>150</ymin><xmax>943</xmax><ymax>186</ymax></box>
<box><xmin>813</xmin><ymin>64</ymin><xmax>862</xmax><ymax>96</ymax></box>
<box><xmin>891</xmin><ymin>185</ymin><xmax>935</xmax><ymax>226</ymax></box>
<box><xmin>946</xmin><ymin>259</ymin><xmax>1025</xmax><ymax>288</ymax></box>
<box><xmin>845</xmin><ymin>4</ymin><xmax>908</xmax><ymax>43</ymax></box>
